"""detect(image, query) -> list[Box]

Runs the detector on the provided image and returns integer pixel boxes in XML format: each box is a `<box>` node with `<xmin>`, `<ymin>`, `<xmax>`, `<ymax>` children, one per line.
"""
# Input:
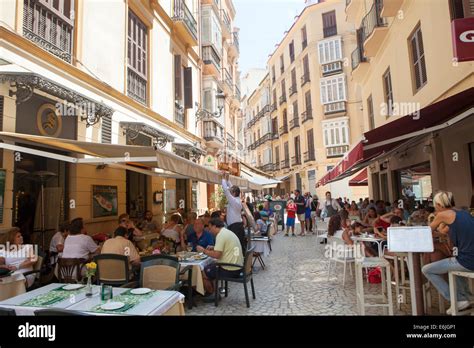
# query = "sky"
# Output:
<box><xmin>234</xmin><ymin>0</ymin><xmax>307</xmax><ymax>75</ymax></box>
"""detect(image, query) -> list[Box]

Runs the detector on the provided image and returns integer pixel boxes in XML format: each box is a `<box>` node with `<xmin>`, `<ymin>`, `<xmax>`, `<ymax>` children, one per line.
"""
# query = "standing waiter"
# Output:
<box><xmin>221</xmin><ymin>172</ymin><xmax>247</xmax><ymax>252</ymax></box>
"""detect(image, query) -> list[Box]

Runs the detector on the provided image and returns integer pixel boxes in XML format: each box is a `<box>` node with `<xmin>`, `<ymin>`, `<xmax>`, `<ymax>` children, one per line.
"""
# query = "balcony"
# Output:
<box><xmin>324</xmin><ymin>101</ymin><xmax>346</xmax><ymax>115</ymax></box>
<box><xmin>226</xmin><ymin>133</ymin><xmax>236</xmax><ymax>150</ymax></box>
<box><xmin>326</xmin><ymin>145</ymin><xmax>349</xmax><ymax>158</ymax></box>
<box><xmin>380</xmin><ymin>0</ymin><xmax>403</xmax><ymax>17</ymax></box>
<box><xmin>172</xmin><ymin>0</ymin><xmax>198</xmax><ymax>47</ymax></box>
<box><xmin>361</xmin><ymin>0</ymin><xmax>388</xmax><ymax>57</ymax></box>
<box><xmin>127</xmin><ymin>68</ymin><xmax>147</xmax><ymax>105</ymax></box>
<box><xmin>221</xmin><ymin>10</ymin><xmax>232</xmax><ymax>39</ymax></box>
<box><xmin>272</xmin><ymin>130</ymin><xmax>279</xmax><ymax>140</ymax></box>
<box><xmin>291</xmin><ymin>156</ymin><xmax>301</xmax><ymax>166</ymax></box>
<box><xmin>304</xmin><ymin>151</ymin><xmax>316</xmax><ymax>163</ymax></box>
<box><xmin>289</xmin><ymin>85</ymin><xmax>297</xmax><ymax>97</ymax></box>
<box><xmin>174</xmin><ymin>103</ymin><xmax>185</xmax><ymax>127</ymax></box>
<box><xmin>23</xmin><ymin>0</ymin><xmax>73</xmax><ymax>63</ymax></box>
<box><xmin>260</xmin><ymin>163</ymin><xmax>274</xmax><ymax>173</ymax></box>
<box><xmin>203</xmin><ymin>119</ymin><xmax>224</xmax><ymax>148</ymax></box>
<box><xmin>260</xmin><ymin>133</ymin><xmax>273</xmax><ymax>146</ymax></box>
<box><xmin>322</xmin><ymin>61</ymin><xmax>343</xmax><ymax>77</ymax></box>
<box><xmin>279</xmin><ymin>125</ymin><xmax>288</xmax><ymax>136</ymax></box>
<box><xmin>289</xmin><ymin>118</ymin><xmax>299</xmax><ymax>130</ymax></box>
<box><xmin>228</xmin><ymin>32</ymin><xmax>240</xmax><ymax>58</ymax></box>
<box><xmin>270</xmin><ymin>103</ymin><xmax>278</xmax><ymax>113</ymax></box>
<box><xmin>222</xmin><ymin>68</ymin><xmax>233</xmax><ymax>94</ymax></box>
<box><xmin>273</xmin><ymin>162</ymin><xmax>280</xmax><ymax>171</ymax></box>
<box><xmin>323</xmin><ymin>25</ymin><xmax>337</xmax><ymax>38</ymax></box>
<box><xmin>351</xmin><ymin>45</ymin><xmax>369</xmax><ymax>80</ymax></box>
<box><xmin>281</xmin><ymin>159</ymin><xmax>290</xmax><ymax>169</ymax></box>
<box><xmin>279</xmin><ymin>95</ymin><xmax>287</xmax><ymax>106</ymax></box>
<box><xmin>202</xmin><ymin>45</ymin><xmax>221</xmax><ymax>78</ymax></box>
<box><xmin>234</xmin><ymin>84</ymin><xmax>241</xmax><ymax>101</ymax></box>
<box><xmin>237</xmin><ymin>141</ymin><xmax>244</xmax><ymax>151</ymax></box>
<box><xmin>345</xmin><ymin>0</ymin><xmax>363</xmax><ymax>22</ymax></box>
<box><xmin>301</xmin><ymin>73</ymin><xmax>310</xmax><ymax>87</ymax></box>
<box><xmin>301</xmin><ymin>109</ymin><xmax>313</xmax><ymax>124</ymax></box>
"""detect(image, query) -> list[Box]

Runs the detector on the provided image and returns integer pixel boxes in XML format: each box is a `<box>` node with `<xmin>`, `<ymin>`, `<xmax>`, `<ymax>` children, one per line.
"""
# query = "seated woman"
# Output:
<box><xmin>423</xmin><ymin>222</ymin><xmax>452</xmax><ymax>265</ymax></box>
<box><xmin>161</xmin><ymin>214</ymin><xmax>186</xmax><ymax>251</ymax></box>
<box><xmin>348</xmin><ymin>202</ymin><xmax>361</xmax><ymax>221</ymax></box>
<box><xmin>0</xmin><ymin>228</ymin><xmax>37</xmax><ymax>287</ymax></box>
<box><xmin>362</xmin><ymin>207</ymin><xmax>378</xmax><ymax>231</ymax></box>
<box><xmin>253</xmin><ymin>211</ymin><xmax>268</xmax><ymax>236</ymax></box>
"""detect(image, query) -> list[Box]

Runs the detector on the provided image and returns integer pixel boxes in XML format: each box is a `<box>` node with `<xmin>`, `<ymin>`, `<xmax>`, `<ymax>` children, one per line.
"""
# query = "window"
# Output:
<box><xmin>320</xmin><ymin>74</ymin><xmax>346</xmax><ymax>104</ymax></box>
<box><xmin>275</xmin><ymin>146</ymin><xmax>280</xmax><ymax>164</ymax></box>
<box><xmin>272</xmin><ymin>66</ymin><xmax>276</xmax><ymax>84</ymax></box>
<box><xmin>282</xmin><ymin>109</ymin><xmax>288</xmax><ymax>127</ymax></box>
<box><xmin>272</xmin><ymin>117</ymin><xmax>278</xmax><ymax>134</ymax></box>
<box><xmin>450</xmin><ymin>0</ymin><xmax>474</xmax><ymax>19</ymax></box>
<box><xmin>305</xmin><ymin>90</ymin><xmax>312</xmax><ymax>111</ymax></box>
<box><xmin>23</xmin><ymin>0</ymin><xmax>75</xmax><ymax>62</ymax></box>
<box><xmin>127</xmin><ymin>10</ymin><xmax>148</xmax><ymax>105</ymax></box>
<box><xmin>383</xmin><ymin>68</ymin><xmax>393</xmax><ymax>117</ymax></box>
<box><xmin>303</xmin><ymin>55</ymin><xmax>310</xmax><ymax>78</ymax></box>
<box><xmin>318</xmin><ymin>36</ymin><xmax>342</xmax><ymax>64</ymax></box>
<box><xmin>201</xmin><ymin>7</ymin><xmax>222</xmax><ymax>52</ymax></box>
<box><xmin>292</xmin><ymin>101</ymin><xmax>298</xmax><ymax>120</ymax></box>
<box><xmin>281</xmin><ymin>79</ymin><xmax>286</xmax><ymax>99</ymax></box>
<box><xmin>294</xmin><ymin>136</ymin><xmax>301</xmax><ymax>159</ymax></box>
<box><xmin>284</xmin><ymin>142</ymin><xmax>289</xmax><ymax>160</ymax></box>
<box><xmin>289</xmin><ymin>40</ymin><xmax>295</xmax><ymax>63</ymax></box>
<box><xmin>263</xmin><ymin>148</ymin><xmax>272</xmax><ymax>164</ymax></box>
<box><xmin>409</xmin><ymin>25</ymin><xmax>427</xmax><ymax>92</ymax></box>
<box><xmin>367</xmin><ymin>95</ymin><xmax>375</xmax><ymax>130</ymax></box>
<box><xmin>301</xmin><ymin>26</ymin><xmax>308</xmax><ymax>49</ymax></box>
<box><xmin>101</xmin><ymin>116</ymin><xmax>112</xmax><ymax>144</ymax></box>
<box><xmin>307</xmin><ymin>129</ymin><xmax>315</xmax><ymax>158</ymax></box>
<box><xmin>322</xmin><ymin>119</ymin><xmax>349</xmax><ymax>147</ymax></box>
<box><xmin>280</xmin><ymin>55</ymin><xmax>285</xmax><ymax>73</ymax></box>
<box><xmin>273</xmin><ymin>89</ymin><xmax>277</xmax><ymax>106</ymax></box>
<box><xmin>322</xmin><ymin>10</ymin><xmax>337</xmax><ymax>38</ymax></box>
<box><xmin>290</xmin><ymin>68</ymin><xmax>297</xmax><ymax>94</ymax></box>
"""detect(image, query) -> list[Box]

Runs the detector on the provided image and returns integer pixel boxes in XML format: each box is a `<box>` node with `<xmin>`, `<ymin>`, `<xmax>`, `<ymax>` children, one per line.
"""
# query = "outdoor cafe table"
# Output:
<box><xmin>0</xmin><ymin>273</ymin><xmax>26</xmax><ymax>301</ymax></box>
<box><xmin>351</xmin><ymin>235</ymin><xmax>385</xmax><ymax>257</ymax></box>
<box><xmin>0</xmin><ymin>283</ymin><xmax>185</xmax><ymax>316</ymax></box>
<box><xmin>250</xmin><ymin>237</ymin><xmax>271</xmax><ymax>257</ymax></box>
<box><xmin>179</xmin><ymin>256</ymin><xmax>214</xmax><ymax>296</ymax></box>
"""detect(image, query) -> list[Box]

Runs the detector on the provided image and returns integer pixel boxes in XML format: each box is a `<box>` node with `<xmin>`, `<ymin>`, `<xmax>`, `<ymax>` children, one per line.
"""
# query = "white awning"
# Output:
<box><xmin>0</xmin><ymin>132</ymin><xmax>248</xmax><ymax>187</ymax></box>
<box><xmin>241</xmin><ymin>168</ymin><xmax>281</xmax><ymax>190</ymax></box>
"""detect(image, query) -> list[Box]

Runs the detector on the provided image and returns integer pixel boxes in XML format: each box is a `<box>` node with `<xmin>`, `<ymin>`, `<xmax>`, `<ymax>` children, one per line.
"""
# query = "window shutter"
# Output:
<box><xmin>174</xmin><ymin>55</ymin><xmax>182</xmax><ymax>101</ymax></box>
<box><xmin>293</xmin><ymin>101</ymin><xmax>298</xmax><ymax>119</ymax></box>
<box><xmin>275</xmin><ymin>146</ymin><xmax>280</xmax><ymax>164</ymax></box>
<box><xmin>0</xmin><ymin>96</ymin><xmax>3</xmax><ymax>132</ymax></box>
<box><xmin>291</xmin><ymin>69</ymin><xmax>296</xmax><ymax>87</ymax></box>
<box><xmin>101</xmin><ymin>115</ymin><xmax>112</xmax><ymax>144</ymax></box>
<box><xmin>367</xmin><ymin>95</ymin><xmax>375</xmax><ymax>130</ymax></box>
<box><xmin>467</xmin><ymin>0</ymin><xmax>474</xmax><ymax>16</ymax></box>
<box><xmin>305</xmin><ymin>90</ymin><xmax>312</xmax><ymax>110</ymax></box>
<box><xmin>184</xmin><ymin>67</ymin><xmax>193</xmax><ymax>109</ymax></box>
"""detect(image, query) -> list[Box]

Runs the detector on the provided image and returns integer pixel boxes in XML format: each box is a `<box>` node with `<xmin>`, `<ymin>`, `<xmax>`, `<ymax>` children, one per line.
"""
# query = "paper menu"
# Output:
<box><xmin>387</xmin><ymin>226</ymin><xmax>434</xmax><ymax>252</ymax></box>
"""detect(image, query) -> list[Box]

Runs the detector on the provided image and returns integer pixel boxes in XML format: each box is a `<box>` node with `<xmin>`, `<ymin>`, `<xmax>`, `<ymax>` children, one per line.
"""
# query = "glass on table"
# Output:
<box><xmin>186</xmin><ymin>243</ymin><xmax>193</xmax><ymax>253</ymax></box>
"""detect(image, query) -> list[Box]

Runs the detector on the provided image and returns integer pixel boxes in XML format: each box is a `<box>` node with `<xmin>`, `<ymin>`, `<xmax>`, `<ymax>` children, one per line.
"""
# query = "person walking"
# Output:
<box><xmin>221</xmin><ymin>172</ymin><xmax>246</xmax><ymax>251</ymax></box>
<box><xmin>285</xmin><ymin>199</ymin><xmax>297</xmax><ymax>237</ymax></box>
<box><xmin>294</xmin><ymin>190</ymin><xmax>306</xmax><ymax>236</ymax></box>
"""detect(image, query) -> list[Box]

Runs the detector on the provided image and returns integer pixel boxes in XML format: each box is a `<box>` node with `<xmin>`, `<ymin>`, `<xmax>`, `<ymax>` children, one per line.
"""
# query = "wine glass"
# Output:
<box><xmin>187</xmin><ymin>243</ymin><xmax>193</xmax><ymax>253</ymax></box>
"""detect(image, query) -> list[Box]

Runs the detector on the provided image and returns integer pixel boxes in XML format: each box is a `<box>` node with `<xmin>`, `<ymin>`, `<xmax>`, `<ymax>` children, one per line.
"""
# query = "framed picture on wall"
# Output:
<box><xmin>92</xmin><ymin>185</ymin><xmax>118</xmax><ymax>218</ymax></box>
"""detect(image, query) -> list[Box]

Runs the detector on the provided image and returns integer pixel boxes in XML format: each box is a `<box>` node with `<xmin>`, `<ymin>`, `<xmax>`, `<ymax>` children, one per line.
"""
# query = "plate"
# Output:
<box><xmin>100</xmin><ymin>302</ymin><xmax>125</xmax><ymax>311</ymax></box>
<box><xmin>62</xmin><ymin>284</ymin><xmax>85</xmax><ymax>291</ymax></box>
<box><xmin>130</xmin><ymin>288</ymin><xmax>152</xmax><ymax>295</ymax></box>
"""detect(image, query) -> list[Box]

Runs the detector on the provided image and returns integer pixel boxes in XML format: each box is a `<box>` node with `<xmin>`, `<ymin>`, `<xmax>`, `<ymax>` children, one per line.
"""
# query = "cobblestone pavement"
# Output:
<box><xmin>187</xmin><ymin>227</ymin><xmax>416</xmax><ymax>316</ymax></box>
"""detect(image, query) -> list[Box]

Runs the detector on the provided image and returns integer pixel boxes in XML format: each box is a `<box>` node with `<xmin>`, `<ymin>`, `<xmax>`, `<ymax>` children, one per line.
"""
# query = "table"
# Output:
<box><xmin>0</xmin><ymin>273</ymin><xmax>26</xmax><ymax>301</ymax></box>
<box><xmin>251</xmin><ymin>237</ymin><xmax>271</xmax><ymax>257</ymax></box>
<box><xmin>351</xmin><ymin>235</ymin><xmax>385</xmax><ymax>257</ymax></box>
<box><xmin>0</xmin><ymin>283</ymin><xmax>185</xmax><ymax>316</ymax></box>
<box><xmin>179</xmin><ymin>257</ymin><xmax>214</xmax><ymax>295</ymax></box>
<box><xmin>135</xmin><ymin>232</ymin><xmax>160</xmax><ymax>250</ymax></box>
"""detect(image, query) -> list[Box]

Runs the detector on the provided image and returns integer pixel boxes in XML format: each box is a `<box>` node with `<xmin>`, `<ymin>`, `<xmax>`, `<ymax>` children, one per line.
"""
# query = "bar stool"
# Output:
<box><xmin>355</xmin><ymin>257</ymin><xmax>394</xmax><ymax>315</ymax></box>
<box><xmin>384</xmin><ymin>250</ymin><xmax>411</xmax><ymax>310</ymax></box>
<box><xmin>448</xmin><ymin>270</ymin><xmax>474</xmax><ymax>316</ymax></box>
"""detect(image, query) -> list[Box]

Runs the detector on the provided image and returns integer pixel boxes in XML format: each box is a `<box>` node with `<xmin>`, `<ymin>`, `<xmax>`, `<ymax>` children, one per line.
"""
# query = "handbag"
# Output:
<box><xmin>368</xmin><ymin>268</ymin><xmax>382</xmax><ymax>284</ymax></box>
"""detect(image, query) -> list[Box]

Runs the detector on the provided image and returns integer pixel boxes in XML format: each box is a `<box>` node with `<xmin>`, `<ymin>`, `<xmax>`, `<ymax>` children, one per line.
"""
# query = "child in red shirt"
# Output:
<box><xmin>286</xmin><ymin>200</ymin><xmax>297</xmax><ymax>237</ymax></box>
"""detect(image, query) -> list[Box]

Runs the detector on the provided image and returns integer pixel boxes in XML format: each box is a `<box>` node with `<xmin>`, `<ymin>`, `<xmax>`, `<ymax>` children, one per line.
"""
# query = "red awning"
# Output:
<box><xmin>349</xmin><ymin>169</ymin><xmax>368</xmax><ymax>186</ymax></box>
<box><xmin>317</xmin><ymin>87</ymin><xmax>474</xmax><ymax>187</ymax></box>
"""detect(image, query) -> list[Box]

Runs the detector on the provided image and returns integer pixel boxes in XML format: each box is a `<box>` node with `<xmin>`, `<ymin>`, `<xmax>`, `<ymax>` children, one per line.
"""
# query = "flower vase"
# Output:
<box><xmin>85</xmin><ymin>276</ymin><xmax>93</xmax><ymax>297</ymax></box>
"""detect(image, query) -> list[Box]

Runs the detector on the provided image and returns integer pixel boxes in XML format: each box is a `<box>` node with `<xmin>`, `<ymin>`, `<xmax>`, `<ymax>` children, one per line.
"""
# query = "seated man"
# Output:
<box><xmin>187</xmin><ymin>218</ymin><xmax>215</xmax><ymax>252</ymax></box>
<box><xmin>197</xmin><ymin>218</ymin><xmax>244</xmax><ymax>301</ymax></box>
<box><xmin>62</xmin><ymin>218</ymin><xmax>100</xmax><ymax>261</ymax></box>
<box><xmin>118</xmin><ymin>214</ymin><xmax>143</xmax><ymax>241</ymax></box>
<box><xmin>139</xmin><ymin>210</ymin><xmax>161</xmax><ymax>233</ymax></box>
<box><xmin>49</xmin><ymin>221</ymin><xmax>69</xmax><ymax>264</ymax></box>
<box><xmin>101</xmin><ymin>226</ymin><xmax>141</xmax><ymax>271</ymax></box>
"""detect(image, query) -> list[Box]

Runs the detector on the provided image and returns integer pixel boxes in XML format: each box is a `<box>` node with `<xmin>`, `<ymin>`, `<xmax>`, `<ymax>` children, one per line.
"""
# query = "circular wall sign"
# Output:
<box><xmin>36</xmin><ymin>103</ymin><xmax>62</xmax><ymax>137</ymax></box>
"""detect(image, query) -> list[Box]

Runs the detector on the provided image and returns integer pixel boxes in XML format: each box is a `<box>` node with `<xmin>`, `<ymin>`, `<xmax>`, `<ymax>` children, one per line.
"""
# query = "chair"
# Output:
<box><xmin>355</xmin><ymin>257</ymin><xmax>394</xmax><ymax>315</ymax></box>
<box><xmin>23</xmin><ymin>253</ymin><xmax>44</xmax><ymax>291</ymax></box>
<box><xmin>0</xmin><ymin>307</ymin><xmax>16</xmax><ymax>316</ymax></box>
<box><xmin>383</xmin><ymin>248</ymin><xmax>411</xmax><ymax>310</ymax></box>
<box><xmin>93</xmin><ymin>254</ymin><xmax>130</xmax><ymax>287</ymax></box>
<box><xmin>57</xmin><ymin>258</ymin><xmax>86</xmax><ymax>284</ymax></box>
<box><xmin>214</xmin><ymin>246</ymin><xmax>256</xmax><ymax>308</ymax></box>
<box><xmin>315</xmin><ymin>220</ymin><xmax>329</xmax><ymax>247</ymax></box>
<box><xmin>126</xmin><ymin>255</ymin><xmax>193</xmax><ymax>310</ymax></box>
<box><xmin>448</xmin><ymin>270</ymin><xmax>474</xmax><ymax>316</ymax></box>
<box><xmin>266</xmin><ymin>221</ymin><xmax>273</xmax><ymax>252</ymax></box>
<box><xmin>34</xmin><ymin>309</ymin><xmax>91</xmax><ymax>316</ymax></box>
<box><xmin>326</xmin><ymin>235</ymin><xmax>355</xmax><ymax>288</ymax></box>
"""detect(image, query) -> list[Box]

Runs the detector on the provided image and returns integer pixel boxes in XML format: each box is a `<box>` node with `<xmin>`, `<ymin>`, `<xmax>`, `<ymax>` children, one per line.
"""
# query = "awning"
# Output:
<box><xmin>317</xmin><ymin>87</ymin><xmax>474</xmax><ymax>187</ymax></box>
<box><xmin>241</xmin><ymin>168</ymin><xmax>281</xmax><ymax>190</ymax></box>
<box><xmin>349</xmin><ymin>169</ymin><xmax>368</xmax><ymax>186</ymax></box>
<box><xmin>0</xmin><ymin>132</ymin><xmax>248</xmax><ymax>187</ymax></box>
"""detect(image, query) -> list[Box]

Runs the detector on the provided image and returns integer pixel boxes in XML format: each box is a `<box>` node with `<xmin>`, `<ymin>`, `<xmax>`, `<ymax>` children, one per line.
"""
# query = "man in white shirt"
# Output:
<box><xmin>49</xmin><ymin>222</ymin><xmax>69</xmax><ymax>264</ymax></box>
<box><xmin>221</xmin><ymin>172</ymin><xmax>246</xmax><ymax>251</ymax></box>
<box><xmin>62</xmin><ymin>218</ymin><xmax>100</xmax><ymax>261</ymax></box>
<box><xmin>321</xmin><ymin>191</ymin><xmax>341</xmax><ymax>218</ymax></box>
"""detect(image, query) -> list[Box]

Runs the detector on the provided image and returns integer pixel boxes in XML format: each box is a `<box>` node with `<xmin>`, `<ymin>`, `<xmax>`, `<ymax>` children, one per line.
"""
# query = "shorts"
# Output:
<box><xmin>204</xmin><ymin>263</ymin><xmax>242</xmax><ymax>280</ymax></box>
<box><xmin>297</xmin><ymin>214</ymin><xmax>306</xmax><ymax>222</ymax></box>
<box><xmin>311</xmin><ymin>211</ymin><xmax>317</xmax><ymax>218</ymax></box>
<box><xmin>286</xmin><ymin>217</ymin><xmax>295</xmax><ymax>227</ymax></box>
<box><xmin>305</xmin><ymin>209</ymin><xmax>311</xmax><ymax>219</ymax></box>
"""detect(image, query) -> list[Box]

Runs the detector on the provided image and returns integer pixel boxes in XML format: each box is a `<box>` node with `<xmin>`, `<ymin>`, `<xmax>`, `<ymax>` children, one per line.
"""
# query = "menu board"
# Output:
<box><xmin>387</xmin><ymin>226</ymin><xmax>434</xmax><ymax>252</ymax></box>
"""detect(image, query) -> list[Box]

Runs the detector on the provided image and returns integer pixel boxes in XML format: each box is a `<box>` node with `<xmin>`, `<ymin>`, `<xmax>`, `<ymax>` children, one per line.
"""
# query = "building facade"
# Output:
<box><xmin>0</xmin><ymin>0</ymin><xmax>243</xmax><ymax>243</ymax></box>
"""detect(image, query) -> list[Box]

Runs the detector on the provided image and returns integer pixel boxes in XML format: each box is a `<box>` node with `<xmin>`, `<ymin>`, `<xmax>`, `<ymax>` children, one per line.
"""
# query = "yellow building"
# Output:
<box><xmin>243</xmin><ymin>0</ymin><xmax>368</xmax><ymax>201</ymax></box>
<box><xmin>0</xmin><ymin>0</ymin><xmax>249</xmax><ymax>244</ymax></box>
<box><xmin>320</xmin><ymin>0</ymin><xmax>474</xmax><ymax>206</ymax></box>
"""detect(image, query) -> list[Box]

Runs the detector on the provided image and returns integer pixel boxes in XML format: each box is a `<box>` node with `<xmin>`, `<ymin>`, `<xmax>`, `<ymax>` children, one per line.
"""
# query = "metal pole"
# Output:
<box><xmin>41</xmin><ymin>179</ymin><xmax>45</xmax><ymax>252</ymax></box>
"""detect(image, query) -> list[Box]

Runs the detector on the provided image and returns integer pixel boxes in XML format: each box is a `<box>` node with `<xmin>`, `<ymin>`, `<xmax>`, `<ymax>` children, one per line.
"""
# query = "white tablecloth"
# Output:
<box><xmin>179</xmin><ymin>257</ymin><xmax>214</xmax><ymax>295</ymax></box>
<box><xmin>0</xmin><ymin>283</ymin><xmax>184</xmax><ymax>316</ymax></box>
<box><xmin>251</xmin><ymin>238</ymin><xmax>271</xmax><ymax>257</ymax></box>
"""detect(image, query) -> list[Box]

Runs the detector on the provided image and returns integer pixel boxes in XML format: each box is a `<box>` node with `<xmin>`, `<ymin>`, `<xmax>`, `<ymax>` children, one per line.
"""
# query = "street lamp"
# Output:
<box><xmin>195</xmin><ymin>92</ymin><xmax>226</xmax><ymax>126</ymax></box>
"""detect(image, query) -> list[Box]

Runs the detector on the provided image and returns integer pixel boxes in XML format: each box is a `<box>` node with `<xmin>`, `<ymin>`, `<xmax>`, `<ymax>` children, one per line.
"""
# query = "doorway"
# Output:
<box><xmin>126</xmin><ymin>170</ymin><xmax>148</xmax><ymax>220</ymax></box>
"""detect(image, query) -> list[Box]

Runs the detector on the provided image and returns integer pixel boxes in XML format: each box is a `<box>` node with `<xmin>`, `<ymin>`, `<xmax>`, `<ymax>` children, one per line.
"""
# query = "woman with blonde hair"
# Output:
<box><xmin>0</xmin><ymin>228</ymin><xmax>37</xmax><ymax>287</ymax></box>
<box><xmin>422</xmin><ymin>190</ymin><xmax>474</xmax><ymax>314</ymax></box>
